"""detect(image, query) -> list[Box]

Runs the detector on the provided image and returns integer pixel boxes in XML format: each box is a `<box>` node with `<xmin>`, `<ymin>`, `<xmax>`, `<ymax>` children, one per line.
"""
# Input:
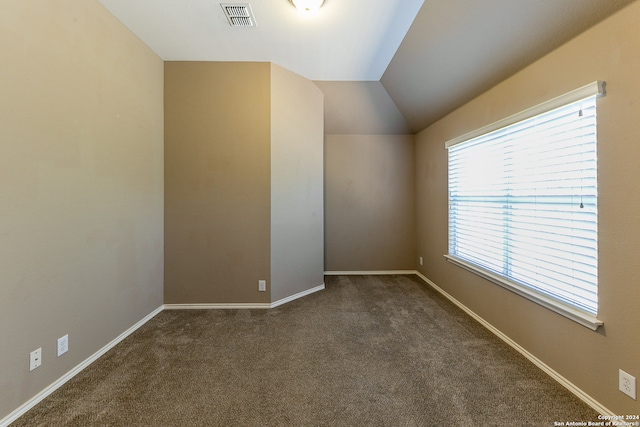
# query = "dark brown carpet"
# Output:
<box><xmin>12</xmin><ymin>275</ymin><xmax>599</xmax><ymax>426</ymax></box>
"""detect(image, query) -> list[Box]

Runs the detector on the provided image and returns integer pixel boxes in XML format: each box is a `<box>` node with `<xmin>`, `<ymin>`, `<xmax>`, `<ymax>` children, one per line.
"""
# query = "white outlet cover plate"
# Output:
<box><xmin>619</xmin><ymin>369</ymin><xmax>637</xmax><ymax>400</ymax></box>
<box><xmin>57</xmin><ymin>334</ymin><xmax>69</xmax><ymax>357</ymax></box>
<box><xmin>29</xmin><ymin>348</ymin><xmax>42</xmax><ymax>371</ymax></box>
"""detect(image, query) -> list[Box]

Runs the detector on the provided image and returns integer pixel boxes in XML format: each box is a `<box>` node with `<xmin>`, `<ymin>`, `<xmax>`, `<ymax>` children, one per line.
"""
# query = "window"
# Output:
<box><xmin>445</xmin><ymin>82</ymin><xmax>605</xmax><ymax>330</ymax></box>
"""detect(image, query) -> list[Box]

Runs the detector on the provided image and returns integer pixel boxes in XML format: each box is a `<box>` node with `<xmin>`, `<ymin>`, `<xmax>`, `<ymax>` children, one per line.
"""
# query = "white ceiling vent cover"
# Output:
<box><xmin>221</xmin><ymin>4</ymin><xmax>256</xmax><ymax>27</ymax></box>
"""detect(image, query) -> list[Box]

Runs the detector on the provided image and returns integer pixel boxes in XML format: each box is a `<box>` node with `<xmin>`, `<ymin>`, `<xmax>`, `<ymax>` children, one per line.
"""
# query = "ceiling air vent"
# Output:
<box><xmin>221</xmin><ymin>3</ymin><xmax>256</xmax><ymax>27</ymax></box>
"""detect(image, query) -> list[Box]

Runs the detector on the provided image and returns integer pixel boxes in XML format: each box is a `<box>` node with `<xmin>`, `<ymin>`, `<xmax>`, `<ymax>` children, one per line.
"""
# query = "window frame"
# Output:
<box><xmin>444</xmin><ymin>81</ymin><xmax>605</xmax><ymax>330</ymax></box>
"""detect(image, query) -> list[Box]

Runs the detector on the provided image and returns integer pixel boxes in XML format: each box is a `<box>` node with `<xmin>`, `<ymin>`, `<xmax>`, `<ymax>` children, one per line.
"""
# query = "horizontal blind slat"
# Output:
<box><xmin>448</xmin><ymin>95</ymin><xmax>598</xmax><ymax>315</ymax></box>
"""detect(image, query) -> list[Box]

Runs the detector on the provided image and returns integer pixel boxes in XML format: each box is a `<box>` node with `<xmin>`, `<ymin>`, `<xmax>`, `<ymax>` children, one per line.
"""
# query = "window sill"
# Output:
<box><xmin>444</xmin><ymin>254</ymin><xmax>603</xmax><ymax>331</ymax></box>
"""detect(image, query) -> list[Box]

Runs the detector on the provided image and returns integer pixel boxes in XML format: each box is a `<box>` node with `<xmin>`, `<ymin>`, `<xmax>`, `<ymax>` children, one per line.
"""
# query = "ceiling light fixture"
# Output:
<box><xmin>291</xmin><ymin>0</ymin><xmax>324</xmax><ymax>13</ymax></box>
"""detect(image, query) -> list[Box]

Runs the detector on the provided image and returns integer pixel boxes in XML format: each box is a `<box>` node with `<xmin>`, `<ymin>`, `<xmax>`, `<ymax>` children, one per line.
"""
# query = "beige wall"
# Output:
<box><xmin>318</xmin><ymin>81</ymin><xmax>416</xmax><ymax>272</ymax></box>
<box><xmin>164</xmin><ymin>62</ymin><xmax>272</xmax><ymax>304</ymax></box>
<box><xmin>416</xmin><ymin>1</ymin><xmax>640</xmax><ymax>414</ymax></box>
<box><xmin>3</xmin><ymin>0</ymin><xmax>634</xmax><ymax>420</ymax></box>
<box><xmin>0</xmin><ymin>0</ymin><xmax>164</xmax><ymax>420</ymax></box>
<box><xmin>313</xmin><ymin>81</ymin><xmax>411</xmax><ymax>135</ymax></box>
<box><xmin>325</xmin><ymin>135</ymin><xmax>416</xmax><ymax>271</ymax></box>
<box><xmin>270</xmin><ymin>65</ymin><xmax>325</xmax><ymax>301</ymax></box>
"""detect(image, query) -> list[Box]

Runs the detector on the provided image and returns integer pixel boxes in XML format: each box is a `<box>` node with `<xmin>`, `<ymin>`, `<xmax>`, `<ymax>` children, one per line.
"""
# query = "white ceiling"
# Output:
<box><xmin>98</xmin><ymin>0</ymin><xmax>637</xmax><ymax>131</ymax></box>
<box><xmin>98</xmin><ymin>0</ymin><xmax>424</xmax><ymax>81</ymax></box>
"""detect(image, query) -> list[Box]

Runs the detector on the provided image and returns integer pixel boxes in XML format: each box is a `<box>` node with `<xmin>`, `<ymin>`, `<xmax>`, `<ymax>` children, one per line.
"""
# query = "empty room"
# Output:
<box><xmin>2</xmin><ymin>0</ymin><xmax>639</xmax><ymax>425</ymax></box>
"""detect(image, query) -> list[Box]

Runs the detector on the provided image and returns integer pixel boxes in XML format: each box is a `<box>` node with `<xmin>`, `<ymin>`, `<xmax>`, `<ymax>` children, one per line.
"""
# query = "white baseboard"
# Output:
<box><xmin>4</xmin><ymin>272</ymin><xmax>611</xmax><ymax>425</ymax></box>
<box><xmin>164</xmin><ymin>283</ymin><xmax>326</xmax><ymax>310</ymax></box>
<box><xmin>3</xmin><ymin>282</ymin><xmax>327</xmax><ymax>426</ymax></box>
<box><xmin>0</xmin><ymin>305</ymin><xmax>164</xmax><ymax>427</ymax></box>
<box><xmin>271</xmin><ymin>283</ymin><xmax>325</xmax><ymax>308</ymax></box>
<box><xmin>324</xmin><ymin>270</ymin><xmax>416</xmax><ymax>275</ymax></box>
<box><xmin>413</xmin><ymin>271</ymin><xmax>614</xmax><ymax>416</ymax></box>
<box><xmin>164</xmin><ymin>303</ymin><xmax>272</xmax><ymax>309</ymax></box>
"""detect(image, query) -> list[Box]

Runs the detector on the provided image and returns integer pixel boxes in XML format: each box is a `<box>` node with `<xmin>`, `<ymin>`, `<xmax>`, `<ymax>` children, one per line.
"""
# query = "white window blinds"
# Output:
<box><xmin>446</xmin><ymin>82</ymin><xmax>604</xmax><ymax>330</ymax></box>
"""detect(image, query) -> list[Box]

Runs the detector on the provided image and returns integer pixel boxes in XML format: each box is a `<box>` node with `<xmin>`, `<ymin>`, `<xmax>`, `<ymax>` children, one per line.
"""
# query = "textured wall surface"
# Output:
<box><xmin>415</xmin><ymin>1</ymin><xmax>640</xmax><ymax>415</ymax></box>
<box><xmin>164</xmin><ymin>62</ymin><xmax>272</xmax><ymax>304</ymax></box>
<box><xmin>271</xmin><ymin>64</ymin><xmax>325</xmax><ymax>301</ymax></box>
<box><xmin>0</xmin><ymin>0</ymin><xmax>164</xmax><ymax>419</ymax></box>
<box><xmin>318</xmin><ymin>81</ymin><xmax>416</xmax><ymax>272</ymax></box>
<box><xmin>325</xmin><ymin>134</ymin><xmax>416</xmax><ymax>271</ymax></box>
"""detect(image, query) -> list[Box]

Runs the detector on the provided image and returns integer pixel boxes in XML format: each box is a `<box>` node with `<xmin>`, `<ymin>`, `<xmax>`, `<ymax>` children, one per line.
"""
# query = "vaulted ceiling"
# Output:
<box><xmin>99</xmin><ymin>0</ymin><xmax>637</xmax><ymax>132</ymax></box>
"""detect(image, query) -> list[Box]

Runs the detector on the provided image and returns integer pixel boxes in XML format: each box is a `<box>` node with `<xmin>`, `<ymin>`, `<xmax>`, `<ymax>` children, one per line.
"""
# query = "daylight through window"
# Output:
<box><xmin>445</xmin><ymin>82</ymin><xmax>604</xmax><ymax>330</ymax></box>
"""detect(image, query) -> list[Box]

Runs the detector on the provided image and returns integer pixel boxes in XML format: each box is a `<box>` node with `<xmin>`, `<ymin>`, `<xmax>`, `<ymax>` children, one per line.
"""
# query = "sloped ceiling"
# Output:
<box><xmin>382</xmin><ymin>0</ymin><xmax>637</xmax><ymax>132</ymax></box>
<box><xmin>314</xmin><ymin>81</ymin><xmax>411</xmax><ymax>135</ymax></box>
<box><xmin>98</xmin><ymin>0</ymin><xmax>637</xmax><ymax>133</ymax></box>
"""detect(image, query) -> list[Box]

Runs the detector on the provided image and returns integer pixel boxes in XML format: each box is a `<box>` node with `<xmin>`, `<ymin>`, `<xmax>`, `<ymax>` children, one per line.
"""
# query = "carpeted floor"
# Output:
<box><xmin>12</xmin><ymin>275</ymin><xmax>599</xmax><ymax>426</ymax></box>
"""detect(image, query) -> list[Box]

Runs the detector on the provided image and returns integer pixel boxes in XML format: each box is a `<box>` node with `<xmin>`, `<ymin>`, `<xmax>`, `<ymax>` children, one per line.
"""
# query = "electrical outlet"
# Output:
<box><xmin>258</xmin><ymin>280</ymin><xmax>266</xmax><ymax>292</ymax></box>
<box><xmin>57</xmin><ymin>334</ymin><xmax>68</xmax><ymax>357</ymax></box>
<box><xmin>29</xmin><ymin>348</ymin><xmax>42</xmax><ymax>371</ymax></box>
<box><xmin>619</xmin><ymin>369</ymin><xmax>636</xmax><ymax>400</ymax></box>
<box><xmin>419</xmin><ymin>256</ymin><xmax>423</xmax><ymax>266</ymax></box>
